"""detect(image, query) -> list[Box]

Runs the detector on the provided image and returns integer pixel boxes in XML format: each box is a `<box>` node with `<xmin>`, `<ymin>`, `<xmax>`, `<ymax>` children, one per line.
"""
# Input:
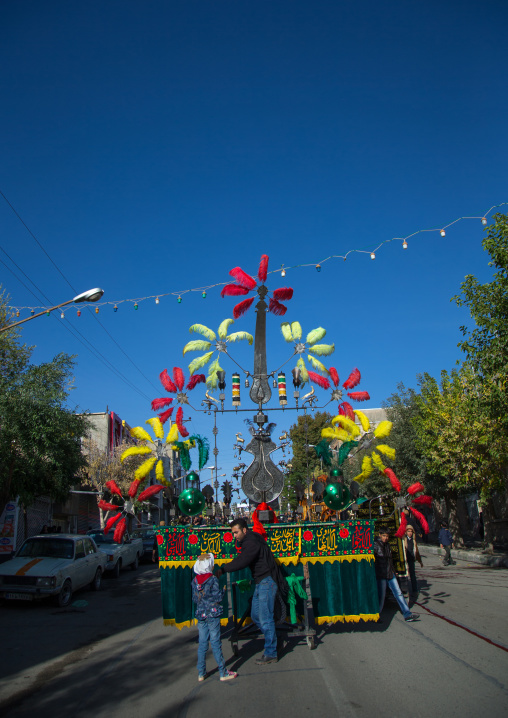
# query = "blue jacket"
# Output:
<box><xmin>438</xmin><ymin>528</ymin><xmax>453</xmax><ymax>546</ymax></box>
<box><xmin>191</xmin><ymin>575</ymin><xmax>224</xmax><ymax>620</ymax></box>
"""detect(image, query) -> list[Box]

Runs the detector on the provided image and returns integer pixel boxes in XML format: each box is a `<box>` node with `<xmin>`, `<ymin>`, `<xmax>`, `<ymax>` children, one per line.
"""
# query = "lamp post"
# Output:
<box><xmin>1</xmin><ymin>287</ymin><xmax>105</xmax><ymax>332</ymax></box>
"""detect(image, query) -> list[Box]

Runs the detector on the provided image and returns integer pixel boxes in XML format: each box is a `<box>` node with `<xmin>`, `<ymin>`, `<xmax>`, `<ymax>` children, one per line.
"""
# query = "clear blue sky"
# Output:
<box><xmin>1</xmin><ymin>1</ymin><xmax>507</xmax><ymax>496</ymax></box>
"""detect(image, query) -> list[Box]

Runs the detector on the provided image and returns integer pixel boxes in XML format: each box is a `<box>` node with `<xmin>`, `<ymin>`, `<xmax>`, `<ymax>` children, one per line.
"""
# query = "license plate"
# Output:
<box><xmin>4</xmin><ymin>592</ymin><xmax>33</xmax><ymax>601</ymax></box>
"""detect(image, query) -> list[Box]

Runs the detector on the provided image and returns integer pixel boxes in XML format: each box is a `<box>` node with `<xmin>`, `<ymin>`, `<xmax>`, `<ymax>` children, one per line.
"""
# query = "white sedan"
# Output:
<box><xmin>0</xmin><ymin>534</ymin><xmax>107</xmax><ymax>607</ymax></box>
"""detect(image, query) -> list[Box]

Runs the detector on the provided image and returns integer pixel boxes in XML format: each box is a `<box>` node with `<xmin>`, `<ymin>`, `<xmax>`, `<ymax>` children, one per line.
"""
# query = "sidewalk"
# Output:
<box><xmin>421</xmin><ymin>544</ymin><xmax>508</xmax><ymax>568</ymax></box>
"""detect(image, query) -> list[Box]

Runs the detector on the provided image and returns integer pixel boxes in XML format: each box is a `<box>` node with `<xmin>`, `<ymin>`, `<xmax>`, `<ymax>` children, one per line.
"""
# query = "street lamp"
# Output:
<box><xmin>1</xmin><ymin>287</ymin><xmax>105</xmax><ymax>332</ymax></box>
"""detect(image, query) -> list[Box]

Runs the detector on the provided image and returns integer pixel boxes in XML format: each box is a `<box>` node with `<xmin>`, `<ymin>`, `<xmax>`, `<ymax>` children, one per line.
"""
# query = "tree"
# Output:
<box><xmin>0</xmin><ymin>288</ymin><xmax>89</xmax><ymax>517</ymax></box>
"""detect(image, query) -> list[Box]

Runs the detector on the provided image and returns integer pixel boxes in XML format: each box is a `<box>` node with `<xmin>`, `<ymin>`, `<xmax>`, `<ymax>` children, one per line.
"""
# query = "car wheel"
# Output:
<box><xmin>113</xmin><ymin>559</ymin><xmax>122</xmax><ymax>578</ymax></box>
<box><xmin>131</xmin><ymin>554</ymin><xmax>139</xmax><ymax>571</ymax></box>
<box><xmin>56</xmin><ymin>579</ymin><xmax>72</xmax><ymax>607</ymax></box>
<box><xmin>90</xmin><ymin>567</ymin><xmax>102</xmax><ymax>591</ymax></box>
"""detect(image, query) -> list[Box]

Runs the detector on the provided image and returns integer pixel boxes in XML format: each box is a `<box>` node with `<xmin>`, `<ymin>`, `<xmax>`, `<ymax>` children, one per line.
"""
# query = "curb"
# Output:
<box><xmin>420</xmin><ymin>544</ymin><xmax>508</xmax><ymax>568</ymax></box>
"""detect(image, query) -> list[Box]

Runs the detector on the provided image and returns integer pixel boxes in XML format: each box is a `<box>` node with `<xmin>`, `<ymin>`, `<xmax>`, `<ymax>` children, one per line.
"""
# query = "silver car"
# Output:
<box><xmin>0</xmin><ymin>534</ymin><xmax>107</xmax><ymax>607</ymax></box>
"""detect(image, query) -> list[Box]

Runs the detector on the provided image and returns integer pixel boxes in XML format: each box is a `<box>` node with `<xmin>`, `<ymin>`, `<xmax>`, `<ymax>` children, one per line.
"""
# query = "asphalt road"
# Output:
<box><xmin>1</xmin><ymin>551</ymin><xmax>507</xmax><ymax>718</ymax></box>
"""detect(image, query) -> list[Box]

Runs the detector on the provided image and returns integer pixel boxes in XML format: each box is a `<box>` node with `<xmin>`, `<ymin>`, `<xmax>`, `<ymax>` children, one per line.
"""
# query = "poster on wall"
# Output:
<box><xmin>0</xmin><ymin>499</ymin><xmax>19</xmax><ymax>556</ymax></box>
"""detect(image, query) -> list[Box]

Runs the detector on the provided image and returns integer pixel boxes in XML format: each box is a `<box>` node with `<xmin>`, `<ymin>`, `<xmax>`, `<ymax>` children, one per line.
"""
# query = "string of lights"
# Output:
<box><xmin>8</xmin><ymin>202</ymin><xmax>507</xmax><ymax>316</ymax></box>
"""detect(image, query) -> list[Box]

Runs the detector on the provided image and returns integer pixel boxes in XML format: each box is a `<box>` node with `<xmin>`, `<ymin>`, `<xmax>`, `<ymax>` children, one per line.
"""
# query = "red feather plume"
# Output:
<box><xmin>160</xmin><ymin>369</ymin><xmax>177</xmax><ymax>393</ymax></box>
<box><xmin>268</xmin><ymin>298</ymin><xmax>287</xmax><ymax>316</ymax></box>
<box><xmin>307</xmin><ymin>371</ymin><xmax>331</xmax><ymax>390</ymax></box>
<box><xmin>407</xmin><ymin>482</ymin><xmax>425</xmax><ymax>496</ymax></box>
<box><xmin>229</xmin><ymin>266</ymin><xmax>257</xmax><ymax>290</ymax></box>
<box><xmin>98</xmin><ymin>500</ymin><xmax>119</xmax><ymax>512</ymax></box>
<box><xmin>113</xmin><ymin>517</ymin><xmax>127</xmax><ymax>544</ymax></box>
<box><xmin>412</xmin><ymin>494</ymin><xmax>433</xmax><ymax>507</ymax></box>
<box><xmin>128</xmin><ymin>479</ymin><xmax>141</xmax><ymax>498</ymax></box>
<box><xmin>395</xmin><ymin>511</ymin><xmax>407</xmax><ymax>538</ymax></box>
<box><xmin>137</xmin><ymin>484</ymin><xmax>164</xmax><ymax>502</ymax></box>
<box><xmin>173</xmin><ymin>367</ymin><xmax>185</xmax><ymax>391</ymax></box>
<box><xmin>272</xmin><ymin>287</ymin><xmax>293</xmax><ymax>301</ymax></box>
<box><xmin>176</xmin><ymin>407</ymin><xmax>189</xmax><ymax>438</ymax></box>
<box><xmin>151</xmin><ymin>397</ymin><xmax>173</xmax><ymax>411</ymax></box>
<box><xmin>258</xmin><ymin>255</ymin><xmax>269</xmax><ymax>283</ymax></box>
<box><xmin>186</xmin><ymin>374</ymin><xmax>206</xmax><ymax>391</ymax></box>
<box><xmin>105</xmin><ymin>480</ymin><xmax>123</xmax><ymax>498</ymax></box>
<box><xmin>233</xmin><ymin>297</ymin><xmax>254</xmax><ymax>319</ymax></box>
<box><xmin>347</xmin><ymin>391</ymin><xmax>370</xmax><ymax>402</ymax></box>
<box><xmin>409</xmin><ymin>507</ymin><xmax>429</xmax><ymax>534</ymax></box>
<box><xmin>221</xmin><ymin>283</ymin><xmax>250</xmax><ymax>298</ymax></box>
<box><xmin>339</xmin><ymin>402</ymin><xmax>355</xmax><ymax>421</ymax></box>
<box><xmin>104</xmin><ymin>512</ymin><xmax>122</xmax><ymax>535</ymax></box>
<box><xmin>329</xmin><ymin>367</ymin><xmax>339</xmax><ymax>387</ymax></box>
<box><xmin>343</xmin><ymin>368</ymin><xmax>361</xmax><ymax>390</ymax></box>
<box><xmin>158</xmin><ymin>408</ymin><xmax>174</xmax><ymax>425</ymax></box>
<box><xmin>384</xmin><ymin>468</ymin><xmax>401</xmax><ymax>493</ymax></box>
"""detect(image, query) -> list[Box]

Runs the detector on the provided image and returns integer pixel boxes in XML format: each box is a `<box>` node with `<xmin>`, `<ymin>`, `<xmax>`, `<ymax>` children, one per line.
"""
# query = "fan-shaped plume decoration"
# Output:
<box><xmin>113</xmin><ymin>517</ymin><xmax>127</xmax><ymax>544</ymax></box>
<box><xmin>221</xmin><ymin>283</ymin><xmax>250</xmax><ymax>297</ymax></box>
<box><xmin>258</xmin><ymin>254</ymin><xmax>269</xmax><ymax>283</ymax></box>
<box><xmin>329</xmin><ymin>367</ymin><xmax>339</xmax><ymax>386</ymax></box>
<box><xmin>104</xmin><ymin>512</ymin><xmax>122</xmax><ymax>535</ymax></box>
<box><xmin>384</xmin><ymin>467</ymin><xmax>401</xmax><ymax>493</ymax></box>
<box><xmin>339</xmin><ymin>402</ymin><xmax>355</xmax><ymax>421</ymax></box>
<box><xmin>137</xmin><ymin>484</ymin><xmax>164</xmax><ymax>502</ymax></box>
<box><xmin>98</xmin><ymin>500</ymin><xmax>119</xmax><ymax>512</ymax></box>
<box><xmin>412</xmin><ymin>495</ymin><xmax>433</xmax><ymax>507</ymax></box>
<box><xmin>376</xmin><ymin>444</ymin><xmax>396</xmax><ymax>460</ymax></box>
<box><xmin>374</xmin><ymin>421</ymin><xmax>393</xmax><ymax>439</ymax></box>
<box><xmin>186</xmin><ymin>374</ymin><xmax>206</xmax><ymax>391</ymax></box>
<box><xmin>272</xmin><ymin>287</ymin><xmax>293</xmax><ymax>301</ymax></box>
<box><xmin>268</xmin><ymin>298</ymin><xmax>287</xmax><ymax>316</ymax></box>
<box><xmin>409</xmin><ymin>507</ymin><xmax>430</xmax><ymax>534</ymax></box>
<box><xmin>120</xmin><ymin>446</ymin><xmax>152</xmax><ymax>463</ymax></box>
<box><xmin>160</xmin><ymin>369</ymin><xmax>177</xmax><ymax>393</ymax></box>
<box><xmin>151</xmin><ymin>397</ymin><xmax>173</xmax><ymax>412</ymax></box>
<box><xmin>354</xmin><ymin>409</ymin><xmax>370</xmax><ymax>432</ymax></box>
<box><xmin>105</xmin><ymin>480</ymin><xmax>123</xmax><ymax>497</ymax></box>
<box><xmin>343</xmin><ymin>368</ymin><xmax>361</xmax><ymax>390</ymax></box>
<box><xmin>158</xmin><ymin>408</ymin><xmax>174</xmax><ymax>425</ymax></box>
<box><xmin>395</xmin><ymin>511</ymin><xmax>407</xmax><ymax>538</ymax></box>
<box><xmin>229</xmin><ymin>266</ymin><xmax>257</xmax><ymax>290</ymax></box>
<box><xmin>408</xmin><ymin>482</ymin><xmax>425</xmax><ymax>495</ymax></box>
<box><xmin>347</xmin><ymin>391</ymin><xmax>370</xmax><ymax>402</ymax></box>
<box><xmin>173</xmin><ymin>367</ymin><xmax>185</xmax><ymax>391</ymax></box>
<box><xmin>233</xmin><ymin>297</ymin><xmax>255</xmax><ymax>319</ymax></box>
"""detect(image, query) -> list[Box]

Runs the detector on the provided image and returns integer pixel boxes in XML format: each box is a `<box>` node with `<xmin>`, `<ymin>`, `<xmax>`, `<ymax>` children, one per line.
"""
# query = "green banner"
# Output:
<box><xmin>356</xmin><ymin>498</ymin><xmax>406</xmax><ymax>574</ymax></box>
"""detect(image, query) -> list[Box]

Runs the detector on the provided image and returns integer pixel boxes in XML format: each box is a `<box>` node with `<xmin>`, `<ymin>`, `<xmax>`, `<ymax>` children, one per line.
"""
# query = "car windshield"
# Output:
<box><xmin>17</xmin><ymin>538</ymin><xmax>74</xmax><ymax>560</ymax></box>
<box><xmin>87</xmin><ymin>532</ymin><xmax>114</xmax><ymax>544</ymax></box>
<box><xmin>133</xmin><ymin>530</ymin><xmax>155</xmax><ymax>539</ymax></box>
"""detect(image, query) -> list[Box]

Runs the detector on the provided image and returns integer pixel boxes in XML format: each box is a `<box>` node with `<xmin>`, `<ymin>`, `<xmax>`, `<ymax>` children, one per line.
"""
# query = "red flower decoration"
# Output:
<box><xmin>223</xmin><ymin>532</ymin><xmax>233</xmax><ymax>544</ymax></box>
<box><xmin>188</xmin><ymin>534</ymin><xmax>198</xmax><ymax>545</ymax></box>
<box><xmin>303</xmin><ymin>530</ymin><xmax>313</xmax><ymax>541</ymax></box>
<box><xmin>339</xmin><ymin>528</ymin><xmax>349</xmax><ymax>538</ymax></box>
<box><xmin>157</xmin><ymin>535</ymin><xmax>164</xmax><ymax>545</ymax></box>
<box><xmin>221</xmin><ymin>255</ymin><xmax>293</xmax><ymax>319</ymax></box>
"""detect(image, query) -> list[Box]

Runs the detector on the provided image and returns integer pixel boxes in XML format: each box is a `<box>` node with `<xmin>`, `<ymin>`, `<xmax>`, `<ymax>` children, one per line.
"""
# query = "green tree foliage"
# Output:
<box><xmin>0</xmin><ymin>289</ymin><xmax>90</xmax><ymax>516</ymax></box>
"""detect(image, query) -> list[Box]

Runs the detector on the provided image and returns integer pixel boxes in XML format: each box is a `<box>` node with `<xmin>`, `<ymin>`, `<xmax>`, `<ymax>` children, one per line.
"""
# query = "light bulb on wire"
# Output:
<box><xmin>440</xmin><ymin>229</ymin><xmax>446</xmax><ymax>237</ymax></box>
<box><xmin>481</xmin><ymin>217</ymin><xmax>487</xmax><ymax>225</ymax></box>
<box><xmin>155</xmin><ymin>297</ymin><xmax>160</xmax><ymax>304</ymax></box>
<box><xmin>402</xmin><ymin>240</ymin><xmax>408</xmax><ymax>249</ymax></box>
<box><xmin>281</xmin><ymin>265</ymin><xmax>286</xmax><ymax>277</ymax></box>
<box><xmin>370</xmin><ymin>252</ymin><xmax>376</xmax><ymax>260</ymax></box>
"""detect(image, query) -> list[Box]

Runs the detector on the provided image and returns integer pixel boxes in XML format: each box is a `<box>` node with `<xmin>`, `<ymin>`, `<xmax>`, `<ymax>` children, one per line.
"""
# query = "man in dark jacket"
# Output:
<box><xmin>216</xmin><ymin>518</ymin><xmax>279</xmax><ymax>664</ymax></box>
<box><xmin>374</xmin><ymin>528</ymin><xmax>419</xmax><ymax>622</ymax></box>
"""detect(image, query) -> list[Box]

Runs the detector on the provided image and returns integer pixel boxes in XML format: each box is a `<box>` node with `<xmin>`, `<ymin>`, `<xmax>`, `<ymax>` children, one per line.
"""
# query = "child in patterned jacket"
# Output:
<box><xmin>192</xmin><ymin>553</ymin><xmax>238</xmax><ymax>682</ymax></box>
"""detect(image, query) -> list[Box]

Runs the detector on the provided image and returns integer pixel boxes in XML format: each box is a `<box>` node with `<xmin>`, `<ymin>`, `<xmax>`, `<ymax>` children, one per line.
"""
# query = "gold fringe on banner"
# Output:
<box><xmin>315</xmin><ymin>613</ymin><xmax>379</xmax><ymax>625</ymax></box>
<box><xmin>159</xmin><ymin>553</ymin><xmax>373</xmax><ymax>570</ymax></box>
<box><xmin>300</xmin><ymin>553</ymin><xmax>375</xmax><ymax>566</ymax></box>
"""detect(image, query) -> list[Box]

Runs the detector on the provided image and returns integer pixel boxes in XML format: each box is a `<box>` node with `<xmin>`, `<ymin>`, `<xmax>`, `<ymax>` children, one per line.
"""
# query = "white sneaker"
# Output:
<box><xmin>198</xmin><ymin>674</ymin><xmax>206</xmax><ymax>682</ymax></box>
<box><xmin>220</xmin><ymin>670</ymin><xmax>238</xmax><ymax>681</ymax></box>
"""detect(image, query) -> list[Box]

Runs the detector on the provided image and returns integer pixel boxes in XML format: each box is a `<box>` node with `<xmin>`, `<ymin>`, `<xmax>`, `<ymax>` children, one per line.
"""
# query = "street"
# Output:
<box><xmin>1</xmin><ymin>550</ymin><xmax>507</xmax><ymax>718</ymax></box>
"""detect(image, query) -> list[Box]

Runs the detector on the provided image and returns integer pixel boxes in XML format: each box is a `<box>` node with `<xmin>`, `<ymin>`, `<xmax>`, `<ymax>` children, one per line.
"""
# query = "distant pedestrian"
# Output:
<box><xmin>438</xmin><ymin>521</ymin><xmax>455</xmax><ymax>565</ymax></box>
<box><xmin>192</xmin><ymin>553</ymin><xmax>238</xmax><ymax>682</ymax></box>
<box><xmin>374</xmin><ymin>528</ymin><xmax>419</xmax><ymax>622</ymax></box>
<box><xmin>403</xmin><ymin>525</ymin><xmax>423</xmax><ymax>596</ymax></box>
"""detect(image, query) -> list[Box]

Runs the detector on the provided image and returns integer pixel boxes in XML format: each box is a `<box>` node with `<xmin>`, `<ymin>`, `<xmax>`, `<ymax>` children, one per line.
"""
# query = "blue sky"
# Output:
<box><xmin>1</xmin><ymin>1</ymin><xmax>507</xmax><ymax>496</ymax></box>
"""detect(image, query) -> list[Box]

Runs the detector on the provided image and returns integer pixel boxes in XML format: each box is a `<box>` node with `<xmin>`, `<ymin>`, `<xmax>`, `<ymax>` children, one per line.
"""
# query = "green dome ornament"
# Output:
<box><xmin>329</xmin><ymin>467</ymin><xmax>341</xmax><ymax>479</ymax></box>
<box><xmin>178</xmin><ymin>488</ymin><xmax>206</xmax><ymax>516</ymax></box>
<box><xmin>186</xmin><ymin>470</ymin><xmax>199</xmax><ymax>483</ymax></box>
<box><xmin>323</xmin><ymin>482</ymin><xmax>351</xmax><ymax>511</ymax></box>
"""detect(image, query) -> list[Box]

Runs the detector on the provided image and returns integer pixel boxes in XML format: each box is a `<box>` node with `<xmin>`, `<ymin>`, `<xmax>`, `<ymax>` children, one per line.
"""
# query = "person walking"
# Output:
<box><xmin>216</xmin><ymin>517</ymin><xmax>281</xmax><ymax>665</ymax></box>
<box><xmin>374</xmin><ymin>527</ymin><xmax>419</xmax><ymax>622</ymax></box>
<box><xmin>192</xmin><ymin>553</ymin><xmax>238</xmax><ymax>682</ymax></box>
<box><xmin>438</xmin><ymin>521</ymin><xmax>455</xmax><ymax>565</ymax></box>
<box><xmin>403</xmin><ymin>524</ymin><xmax>423</xmax><ymax>596</ymax></box>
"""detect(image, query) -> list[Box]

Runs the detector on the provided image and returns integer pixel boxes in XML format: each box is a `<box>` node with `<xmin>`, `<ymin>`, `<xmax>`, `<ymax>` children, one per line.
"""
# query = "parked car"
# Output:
<box><xmin>131</xmin><ymin>529</ymin><xmax>156</xmax><ymax>562</ymax></box>
<box><xmin>0</xmin><ymin>534</ymin><xmax>107</xmax><ymax>607</ymax></box>
<box><xmin>87</xmin><ymin>530</ymin><xmax>143</xmax><ymax>577</ymax></box>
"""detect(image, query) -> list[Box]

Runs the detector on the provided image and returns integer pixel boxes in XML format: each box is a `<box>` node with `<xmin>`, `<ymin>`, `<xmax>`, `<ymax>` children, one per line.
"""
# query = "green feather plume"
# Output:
<box><xmin>314</xmin><ymin>439</ymin><xmax>332</xmax><ymax>467</ymax></box>
<box><xmin>206</xmin><ymin>357</ymin><xmax>223</xmax><ymax>390</ymax></box>
<box><xmin>188</xmin><ymin>351</ymin><xmax>214</xmax><ymax>376</ymax></box>
<box><xmin>183</xmin><ymin>339</ymin><xmax>212</xmax><ymax>355</ymax></box>
<box><xmin>188</xmin><ymin>324</ymin><xmax>216</xmax><ymax>342</ymax></box>
<box><xmin>189</xmin><ymin>434</ymin><xmax>210</xmax><ymax>470</ymax></box>
<box><xmin>307</xmin><ymin>354</ymin><xmax>329</xmax><ymax>373</ymax></box>
<box><xmin>281</xmin><ymin>322</ymin><xmax>293</xmax><ymax>342</ymax></box>
<box><xmin>308</xmin><ymin>343</ymin><xmax>335</xmax><ymax>356</ymax></box>
<box><xmin>291</xmin><ymin>322</ymin><xmax>302</xmax><ymax>340</ymax></box>
<box><xmin>306</xmin><ymin>327</ymin><xmax>326</xmax><ymax>345</ymax></box>
<box><xmin>218</xmin><ymin>318</ymin><xmax>234</xmax><ymax>339</ymax></box>
<box><xmin>338</xmin><ymin>440</ymin><xmax>359</xmax><ymax>466</ymax></box>
<box><xmin>228</xmin><ymin>331</ymin><xmax>253</xmax><ymax>345</ymax></box>
<box><xmin>173</xmin><ymin>442</ymin><xmax>191</xmax><ymax>471</ymax></box>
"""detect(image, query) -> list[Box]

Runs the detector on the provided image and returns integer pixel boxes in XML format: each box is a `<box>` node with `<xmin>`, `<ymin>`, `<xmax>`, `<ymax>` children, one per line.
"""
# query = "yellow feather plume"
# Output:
<box><xmin>306</xmin><ymin>327</ymin><xmax>326</xmax><ymax>345</ymax></box>
<box><xmin>361</xmin><ymin>456</ymin><xmax>373</xmax><ymax>476</ymax></box>
<box><xmin>291</xmin><ymin>322</ymin><xmax>302</xmax><ymax>341</ymax></box>
<box><xmin>374</xmin><ymin>421</ymin><xmax>393</xmax><ymax>439</ymax></box>
<box><xmin>183</xmin><ymin>339</ymin><xmax>212</xmax><ymax>355</ymax></box>
<box><xmin>376</xmin><ymin>444</ymin><xmax>396</xmax><ymax>460</ymax></box>
<box><xmin>166</xmin><ymin>423</ymin><xmax>179</xmax><ymax>444</ymax></box>
<box><xmin>189</xmin><ymin>324</ymin><xmax>216</xmax><ymax>342</ymax></box>
<box><xmin>308</xmin><ymin>343</ymin><xmax>335</xmax><ymax>356</ymax></box>
<box><xmin>146</xmin><ymin>417</ymin><xmax>164</xmax><ymax>439</ymax></box>
<box><xmin>188</xmin><ymin>351</ymin><xmax>214</xmax><ymax>376</ymax></box>
<box><xmin>354</xmin><ymin>410</ymin><xmax>370</xmax><ymax>432</ymax></box>
<box><xmin>297</xmin><ymin>356</ymin><xmax>309</xmax><ymax>384</ymax></box>
<box><xmin>307</xmin><ymin>355</ymin><xmax>329</xmax><ymax>373</ymax></box>
<box><xmin>321</xmin><ymin>427</ymin><xmax>349</xmax><ymax>442</ymax></box>
<box><xmin>135</xmin><ymin>456</ymin><xmax>157</xmax><ymax>481</ymax></box>
<box><xmin>354</xmin><ymin>471</ymin><xmax>367</xmax><ymax>484</ymax></box>
<box><xmin>281</xmin><ymin>322</ymin><xmax>293</xmax><ymax>342</ymax></box>
<box><xmin>372</xmin><ymin>452</ymin><xmax>386</xmax><ymax>473</ymax></box>
<box><xmin>156</xmin><ymin>459</ymin><xmax>166</xmax><ymax>483</ymax></box>
<box><xmin>183</xmin><ymin>439</ymin><xmax>196</xmax><ymax>449</ymax></box>
<box><xmin>331</xmin><ymin>415</ymin><xmax>360</xmax><ymax>437</ymax></box>
<box><xmin>228</xmin><ymin>331</ymin><xmax>253</xmax><ymax>345</ymax></box>
<box><xmin>130</xmin><ymin>426</ymin><xmax>153</xmax><ymax>443</ymax></box>
<box><xmin>120</xmin><ymin>446</ymin><xmax>152</xmax><ymax>463</ymax></box>
<box><xmin>218</xmin><ymin>318</ymin><xmax>234</xmax><ymax>339</ymax></box>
